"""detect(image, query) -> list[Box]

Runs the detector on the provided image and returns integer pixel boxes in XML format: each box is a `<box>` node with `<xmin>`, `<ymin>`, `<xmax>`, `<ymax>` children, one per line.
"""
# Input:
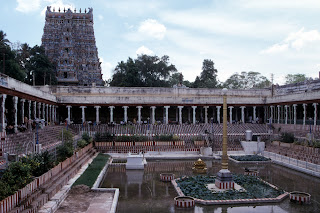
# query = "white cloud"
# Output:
<box><xmin>261</xmin><ymin>28</ymin><xmax>320</xmax><ymax>54</ymax></box>
<box><xmin>98</xmin><ymin>15</ymin><xmax>103</xmax><ymax>20</ymax></box>
<box><xmin>40</xmin><ymin>0</ymin><xmax>74</xmax><ymax>16</ymax></box>
<box><xmin>260</xmin><ymin>43</ymin><xmax>288</xmax><ymax>54</ymax></box>
<box><xmin>138</xmin><ymin>19</ymin><xmax>166</xmax><ymax>40</ymax></box>
<box><xmin>285</xmin><ymin>28</ymin><xmax>320</xmax><ymax>50</ymax></box>
<box><xmin>161</xmin><ymin>10</ymin><xmax>295</xmax><ymax>40</ymax></box>
<box><xmin>16</xmin><ymin>0</ymin><xmax>41</xmax><ymax>13</ymax></box>
<box><xmin>103</xmin><ymin>0</ymin><xmax>162</xmax><ymax>17</ymax></box>
<box><xmin>136</xmin><ymin>46</ymin><xmax>154</xmax><ymax>55</ymax></box>
<box><xmin>100</xmin><ymin>57</ymin><xmax>113</xmax><ymax>81</ymax></box>
<box><xmin>239</xmin><ymin>0</ymin><xmax>320</xmax><ymax>9</ymax></box>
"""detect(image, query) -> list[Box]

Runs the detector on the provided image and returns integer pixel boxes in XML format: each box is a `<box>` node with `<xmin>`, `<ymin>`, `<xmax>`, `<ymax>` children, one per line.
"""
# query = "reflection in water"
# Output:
<box><xmin>100</xmin><ymin>160</ymin><xmax>320</xmax><ymax>213</ymax></box>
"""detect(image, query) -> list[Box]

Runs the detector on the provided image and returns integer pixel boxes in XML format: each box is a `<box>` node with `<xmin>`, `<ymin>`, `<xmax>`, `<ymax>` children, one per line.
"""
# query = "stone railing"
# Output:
<box><xmin>0</xmin><ymin>143</ymin><xmax>93</xmax><ymax>213</ymax></box>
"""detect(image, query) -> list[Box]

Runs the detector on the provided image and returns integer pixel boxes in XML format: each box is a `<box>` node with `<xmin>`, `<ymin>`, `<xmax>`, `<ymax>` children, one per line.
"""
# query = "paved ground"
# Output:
<box><xmin>55</xmin><ymin>185</ymin><xmax>114</xmax><ymax>213</ymax></box>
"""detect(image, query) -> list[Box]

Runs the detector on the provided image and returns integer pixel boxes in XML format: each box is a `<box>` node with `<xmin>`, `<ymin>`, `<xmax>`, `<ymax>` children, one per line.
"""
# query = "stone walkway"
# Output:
<box><xmin>262</xmin><ymin>151</ymin><xmax>320</xmax><ymax>178</ymax></box>
<box><xmin>55</xmin><ymin>187</ymin><xmax>115</xmax><ymax>213</ymax></box>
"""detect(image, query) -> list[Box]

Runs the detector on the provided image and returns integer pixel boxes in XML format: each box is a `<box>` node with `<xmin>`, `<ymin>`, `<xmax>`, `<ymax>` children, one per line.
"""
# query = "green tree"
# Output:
<box><xmin>0</xmin><ymin>30</ymin><xmax>10</xmax><ymax>47</ymax></box>
<box><xmin>109</xmin><ymin>58</ymin><xmax>143</xmax><ymax>87</ymax></box>
<box><xmin>285</xmin><ymin>74</ymin><xmax>309</xmax><ymax>84</ymax></box>
<box><xmin>25</xmin><ymin>45</ymin><xmax>57</xmax><ymax>85</ymax></box>
<box><xmin>109</xmin><ymin>54</ymin><xmax>177</xmax><ymax>87</ymax></box>
<box><xmin>169</xmin><ymin>72</ymin><xmax>183</xmax><ymax>86</ymax></box>
<box><xmin>192</xmin><ymin>59</ymin><xmax>219</xmax><ymax>88</ymax></box>
<box><xmin>223</xmin><ymin>71</ymin><xmax>270</xmax><ymax>89</ymax></box>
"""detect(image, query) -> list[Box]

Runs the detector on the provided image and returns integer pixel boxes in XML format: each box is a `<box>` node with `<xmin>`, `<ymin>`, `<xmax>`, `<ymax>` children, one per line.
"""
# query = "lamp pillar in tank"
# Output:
<box><xmin>215</xmin><ymin>88</ymin><xmax>234</xmax><ymax>189</ymax></box>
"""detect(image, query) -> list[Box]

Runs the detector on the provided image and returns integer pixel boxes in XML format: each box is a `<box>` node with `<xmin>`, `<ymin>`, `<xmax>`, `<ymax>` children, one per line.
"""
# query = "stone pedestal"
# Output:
<box><xmin>241</xmin><ymin>141</ymin><xmax>265</xmax><ymax>155</ymax></box>
<box><xmin>200</xmin><ymin>147</ymin><xmax>212</xmax><ymax>156</ymax></box>
<box><xmin>215</xmin><ymin>169</ymin><xmax>234</xmax><ymax>189</ymax></box>
<box><xmin>126</xmin><ymin>152</ymin><xmax>146</xmax><ymax>169</ymax></box>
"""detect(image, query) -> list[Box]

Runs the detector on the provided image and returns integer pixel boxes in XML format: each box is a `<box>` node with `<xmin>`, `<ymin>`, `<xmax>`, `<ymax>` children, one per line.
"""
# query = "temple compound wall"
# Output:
<box><xmin>1</xmin><ymin>74</ymin><xmax>320</xmax><ymax>131</ymax></box>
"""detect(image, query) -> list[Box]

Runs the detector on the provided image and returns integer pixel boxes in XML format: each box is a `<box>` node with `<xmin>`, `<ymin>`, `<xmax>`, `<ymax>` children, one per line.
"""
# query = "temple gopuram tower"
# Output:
<box><xmin>42</xmin><ymin>6</ymin><xmax>104</xmax><ymax>86</ymax></box>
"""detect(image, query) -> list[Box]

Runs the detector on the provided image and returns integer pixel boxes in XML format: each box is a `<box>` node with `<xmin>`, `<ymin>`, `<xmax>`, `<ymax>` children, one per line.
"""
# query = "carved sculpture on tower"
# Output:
<box><xmin>41</xmin><ymin>6</ymin><xmax>104</xmax><ymax>86</ymax></box>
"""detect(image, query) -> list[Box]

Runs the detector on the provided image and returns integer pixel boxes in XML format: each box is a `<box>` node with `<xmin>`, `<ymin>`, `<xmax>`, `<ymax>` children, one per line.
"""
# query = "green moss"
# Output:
<box><xmin>230</xmin><ymin>155</ymin><xmax>270</xmax><ymax>161</ymax></box>
<box><xmin>73</xmin><ymin>153</ymin><xmax>110</xmax><ymax>188</ymax></box>
<box><xmin>176</xmin><ymin>174</ymin><xmax>284</xmax><ymax>200</ymax></box>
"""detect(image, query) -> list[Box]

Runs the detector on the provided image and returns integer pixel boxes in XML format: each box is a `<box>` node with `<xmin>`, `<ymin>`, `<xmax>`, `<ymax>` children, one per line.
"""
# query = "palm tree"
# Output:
<box><xmin>0</xmin><ymin>30</ymin><xmax>10</xmax><ymax>47</ymax></box>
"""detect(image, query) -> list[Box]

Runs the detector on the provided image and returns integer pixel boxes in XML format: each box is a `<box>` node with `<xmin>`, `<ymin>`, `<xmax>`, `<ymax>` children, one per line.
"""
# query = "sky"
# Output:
<box><xmin>1</xmin><ymin>0</ymin><xmax>320</xmax><ymax>85</ymax></box>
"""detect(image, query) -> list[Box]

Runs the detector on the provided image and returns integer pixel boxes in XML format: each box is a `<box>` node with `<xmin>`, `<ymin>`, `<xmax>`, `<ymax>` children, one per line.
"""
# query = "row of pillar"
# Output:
<box><xmin>269</xmin><ymin>103</ymin><xmax>318</xmax><ymax>126</ymax></box>
<box><xmin>66</xmin><ymin>105</ymin><xmax>257</xmax><ymax>125</ymax></box>
<box><xmin>0</xmin><ymin>94</ymin><xmax>57</xmax><ymax>132</ymax></box>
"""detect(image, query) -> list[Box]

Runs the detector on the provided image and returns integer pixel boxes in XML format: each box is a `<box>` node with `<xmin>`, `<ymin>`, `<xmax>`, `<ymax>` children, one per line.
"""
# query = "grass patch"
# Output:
<box><xmin>73</xmin><ymin>153</ymin><xmax>110</xmax><ymax>188</ymax></box>
<box><xmin>230</xmin><ymin>155</ymin><xmax>270</xmax><ymax>162</ymax></box>
<box><xmin>176</xmin><ymin>175</ymin><xmax>284</xmax><ymax>200</ymax></box>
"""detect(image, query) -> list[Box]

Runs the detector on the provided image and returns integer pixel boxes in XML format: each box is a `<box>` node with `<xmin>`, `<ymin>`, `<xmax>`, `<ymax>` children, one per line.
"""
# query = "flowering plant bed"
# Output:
<box><xmin>230</xmin><ymin>155</ymin><xmax>270</xmax><ymax>162</ymax></box>
<box><xmin>175</xmin><ymin>175</ymin><xmax>284</xmax><ymax>201</ymax></box>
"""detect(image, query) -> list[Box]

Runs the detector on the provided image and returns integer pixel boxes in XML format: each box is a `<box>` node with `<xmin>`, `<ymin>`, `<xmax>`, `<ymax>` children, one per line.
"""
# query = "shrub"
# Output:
<box><xmin>95</xmin><ymin>132</ymin><xmax>114</xmax><ymax>142</ymax></box>
<box><xmin>0</xmin><ymin>180</ymin><xmax>12</xmax><ymax>201</ymax></box>
<box><xmin>280</xmin><ymin>132</ymin><xmax>295</xmax><ymax>143</ymax></box>
<box><xmin>154</xmin><ymin>134</ymin><xmax>174</xmax><ymax>141</ymax></box>
<box><xmin>57</xmin><ymin>141</ymin><xmax>74</xmax><ymax>162</ymax></box>
<box><xmin>77</xmin><ymin>139</ymin><xmax>87</xmax><ymax>148</ymax></box>
<box><xmin>59</xmin><ymin>129</ymin><xmax>74</xmax><ymax>142</ymax></box>
<box><xmin>1</xmin><ymin>161</ymin><xmax>33</xmax><ymax>192</ymax></box>
<box><xmin>82</xmin><ymin>132</ymin><xmax>92</xmax><ymax>144</ymax></box>
<box><xmin>172</xmin><ymin>134</ymin><xmax>180</xmax><ymax>141</ymax></box>
<box><xmin>20</xmin><ymin>151</ymin><xmax>54</xmax><ymax>177</ymax></box>
<box><xmin>134</xmin><ymin>135</ymin><xmax>148</xmax><ymax>142</ymax></box>
<box><xmin>114</xmin><ymin>135</ymin><xmax>132</xmax><ymax>142</ymax></box>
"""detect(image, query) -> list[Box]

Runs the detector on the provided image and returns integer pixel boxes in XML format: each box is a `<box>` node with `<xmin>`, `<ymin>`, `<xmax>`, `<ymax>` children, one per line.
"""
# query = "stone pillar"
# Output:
<box><xmin>28</xmin><ymin>100</ymin><xmax>31</xmax><ymax>120</ymax></box>
<box><xmin>80</xmin><ymin>106</ymin><xmax>86</xmax><ymax>124</ymax></box>
<box><xmin>13</xmin><ymin>96</ymin><xmax>18</xmax><ymax>132</ymax></box>
<box><xmin>136</xmin><ymin>106</ymin><xmax>143</xmax><ymax>124</ymax></box>
<box><xmin>42</xmin><ymin>103</ymin><xmax>45</xmax><ymax>119</ymax></box>
<box><xmin>313</xmin><ymin>103</ymin><xmax>318</xmax><ymax>126</ymax></box>
<box><xmin>229</xmin><ymin>106</ymin><xmax>233</xmax><ymax>124</ymax></box>
<box><xmin>95</xmin><ymin>106</ymin><xmax>101</xmax><ymax>124</ymax></box>
<box><xmin>151</xmin><ymin>106</ymin><xmax>156</xmax><ymax>124</ymax></box>
<box><xmin>303</xmin><ymin>103</ymin><xmax>307</xmax><ymax>126</ymax></box>
<box><xmin>46</xmin><ymin>104</ymin><xmax>49</xmax><ymax>123</ymax></box>
<box><xmin>49</xmin><ymin>105</ymin><xmax>52</xmax><ymax>123</ymax></box>
<box><xmin>1</xmin><ymin>94</ymin><xmax>7</xmax><ymax>132</ymax></box>
<box><xmin>240</xmin><ymin>106</ymin><xmax>245</xmax><ymax>123</ymax></box>
<box><xmin>20</xmin><ymin>99</ymin><xmax>25</xmax><ymax>124</ymax></box>
<box><xmin>270</xmin><ymin>106</ymin><xmax>274</xmax><ymax>123</ymax></box>
<box><xmin>178</xmin><ymin>106</ymin><xmax>183</xmax><ymax>124</ymax></box>
<box><xmin>54</xmin><ymin>106</ymin><xmax>57</xmax><ymax>123</ymax></box>
<box><xmin>204</xmin><ymin>106</ymin><xmax>209</xmax><ymax>124</ymax></box>
<box><xmin>109</xmin><ymin>106</ymin><xmax>114</xmax><ymax>123</ymax></box>
<box><xmin>123</xmin><ymin>106</ymin><xmax>129</xmax><ymax>123</ymax></box>
<box><xmin>164</xmin><ymin>106</ymin><xmax>170</xmax><ymax>124</ymax></box>
<box><xmin>33</xmin><ymin>101</ymin><xmax>36</xmax><ymax>119</ymax></box>
<box><xmin>253</xmin><ymin>106</ymin><xmax>256</xmax><ymax>123</ymax></box>
<box><xmin>191</xmin><ymin>106</ymin><xmax>197</xmax><ymax>124</ymax></box>
<box><xmin>217</xmin><ymin>106</ymin><xmax>221</xmax><ymax>124</ymax></box>
<box><xmin>67</xmin><ymin>105</ymin><xmax>72</xmax><ymax>124</ymax></box>
<box><xmin>285</xmin><ymin>105</ymin><xmax>288</xmax><ymax>124</ymax></box>
<box><xmin>37</xmin><ymin>102</ymin><xmax>41</xmax><ymax>119</ymax></box>
<box><xmin>277</xmin><ymin>105</ymin><xmax>280</xmax><ymax>124</ymax></box>
<box><xmin>293</xmin><ymin>104</ymin><xmax>297</xmax><ymax>125</ymax></box>
<box><xmin>52</xmin><ymin>105</ymin><xmax>55</xmax><ymax>123</ymax></box>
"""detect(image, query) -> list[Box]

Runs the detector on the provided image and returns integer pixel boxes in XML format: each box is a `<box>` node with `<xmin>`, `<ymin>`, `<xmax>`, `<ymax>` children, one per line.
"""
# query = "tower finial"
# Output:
<box><xmin>74</xmin><ymin>8</ymin><xmax>76</xmax><ymax>13</ymax></box>
<box><xmin>53</xmin><ymin>7</ymin><xmax>55</xmax><ymax>12</ymax></box>
<box><xmin>80</xmin><ymin>8</ymin><xmax>81</xmax><ymax>13</ymax></box>
<box><xmin>64</xmin><ymin>7</ymin><xmax>65</xmax><ymax>13</ymax></box>
<box><xmin>85</xmin><ymin>8</ymin><xmax>87</xmax><ymax>13</ymax></box>
<box><xmin>58</xmin><ymin>7</ymin><xmax>60</xmax><ymax>12</ymax></box>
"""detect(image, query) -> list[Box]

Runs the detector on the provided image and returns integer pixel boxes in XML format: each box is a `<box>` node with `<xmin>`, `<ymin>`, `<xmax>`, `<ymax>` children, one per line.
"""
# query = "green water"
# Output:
<box><xmin>100</xmin><ymin>160</ymin><xmax>320</xmax><ymax>213</ymax></box>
